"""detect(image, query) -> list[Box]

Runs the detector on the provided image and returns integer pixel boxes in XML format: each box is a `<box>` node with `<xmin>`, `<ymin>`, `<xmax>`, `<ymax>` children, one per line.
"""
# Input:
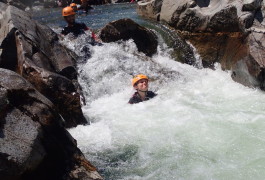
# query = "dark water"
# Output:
<box><xmin>32</xmin><ymin>3</ymin><xmax>183</xmax><ymax>52</ymax></box>
<box><xmin>32</xmin><ymin>3</ymin><xmax>150</xmax><ymax>31</ymax></box>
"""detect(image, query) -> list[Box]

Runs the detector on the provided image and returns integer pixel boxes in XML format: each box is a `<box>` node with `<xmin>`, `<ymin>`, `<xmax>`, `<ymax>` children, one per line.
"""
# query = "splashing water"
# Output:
<box><xmin>32</xmin><ymin>3</ymin><xmax>265</xmax><ymax>179</ymax></box>
<box><xmin>67</xmin><ymin>37</ymin><xmax>265</xmax><ymax>180</ymax></box>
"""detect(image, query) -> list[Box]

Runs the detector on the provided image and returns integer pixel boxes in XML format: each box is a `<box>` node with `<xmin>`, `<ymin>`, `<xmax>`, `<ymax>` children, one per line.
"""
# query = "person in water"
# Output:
<box><xmin>79</xmin><ymin>0</ymin><xmax>93</xmax><ymax>13</ymax></box>
<box><xmin>70</xmin><ymin>3</ymin><xmax>78</xmax><ymax>12</ymax></box>
<box><xmin>128</xmin><ymin>74</ymin><xmax>157</xmax><ymax>104</ymax></box>
<box><xmin>61</xmin><ymin>6</ymin><xmax>96</xmax><ymax>38</ymax></box>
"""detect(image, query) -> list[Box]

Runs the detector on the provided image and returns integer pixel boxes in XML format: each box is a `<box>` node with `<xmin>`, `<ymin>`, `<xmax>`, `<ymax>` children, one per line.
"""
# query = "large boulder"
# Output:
<box><xmin>159</xmin><ymin>0</ymin><xmax>262</xmax><ymax>32</ymax></box>
<box><xmin>0</xmin><ymin>68</ymin><xmax>103</xmax><ymax>180</ymax></box>
<box><xmin>137</xmin><ymin>0</ymin><xmax>265</xmax><ymax>89</ymax></box>
<box><xmin>99</xmin><ymin>18</ymin><xmax>158</xmax><ymax>56</ymax></box>
<box><xmin>0</xmin><ymin>2</ymin><xmax>87</xmax><ymax>127</ymax></box>
<box><xmin>231</xmin><ymin>30</ymin><xmax>265</xmax><ymax>89</ymax></box>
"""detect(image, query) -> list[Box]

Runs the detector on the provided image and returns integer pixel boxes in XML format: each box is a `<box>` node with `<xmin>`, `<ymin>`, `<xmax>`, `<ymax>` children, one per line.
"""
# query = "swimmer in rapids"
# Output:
<box><xmin>61</xmin><ymin>6</ymin><xmax>96</xmax><ymax>39</ymax></box>
<box><xmin>128</xmin><ymin>74</ymin><xmax>157</xmax><ymax>104</ymax></box>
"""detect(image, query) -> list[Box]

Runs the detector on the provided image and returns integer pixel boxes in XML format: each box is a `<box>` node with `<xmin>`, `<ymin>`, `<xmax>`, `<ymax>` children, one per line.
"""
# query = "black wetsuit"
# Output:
<box><xmin>61</xmin><ymin>22</ymin><xmax>88</xmax><ymax>36</ymax></box>
<box><xmin>128</xmin><ymin>91</ymin><xmax>157</xmax><ymax>104</ymax></box>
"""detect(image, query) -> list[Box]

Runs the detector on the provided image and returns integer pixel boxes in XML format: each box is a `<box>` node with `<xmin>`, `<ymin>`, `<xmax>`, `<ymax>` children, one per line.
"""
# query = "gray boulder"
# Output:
<box><xmin>137</xmin><ymin>0</ymin><xmax>163</xmax><ymax>21</ymax></box>
<box><xmin>137</xmin><ymin>0</ymin><xmax>265</xmax><ymax>89</ymax></box>
<box><xmin>0</xmin><ymin>2</ymin><xmax>87</xmax><ymax>127</ymax></box>
<box><xmin>0</xmin><ymin>68</ymin><xmax>103</xmax><ymax>180</ymax></box>
<box><xmin>99</xmin><ymin>18</ymin><xmax>158</xmax><ymax>56</ymax></box>
<box><xmin>0</xmin><ymin>0</ymin><xmax>27</xmax><ymax>10</ymax></box>
<box><xmin>231</xmin><ymin>31</ymin><xmax>265</xmax><ymax>89</ymax></box>
<box><xmin>159</xmin><ymin>0</ymin><xmax>262</xmax><ymax>32</ymax></box>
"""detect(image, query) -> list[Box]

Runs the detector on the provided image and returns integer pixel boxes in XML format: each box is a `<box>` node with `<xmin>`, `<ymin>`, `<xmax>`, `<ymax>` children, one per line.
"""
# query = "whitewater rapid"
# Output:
<box><xmin>67</xmin><ymin>38</ymin><xmax>265</xmax><ymax>180</ymax></box>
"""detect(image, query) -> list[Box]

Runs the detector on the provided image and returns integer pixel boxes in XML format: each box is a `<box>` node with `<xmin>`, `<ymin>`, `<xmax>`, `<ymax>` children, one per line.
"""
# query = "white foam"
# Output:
<box><xmin>68</xmin><ymin>39</ymin><xmax>265</xmax><ymax>180</ymax></box>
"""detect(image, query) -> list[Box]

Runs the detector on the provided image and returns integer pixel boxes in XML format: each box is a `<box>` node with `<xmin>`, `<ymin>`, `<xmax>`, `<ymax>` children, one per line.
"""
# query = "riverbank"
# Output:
<box><xmin>137</xmin><ymin>0</ymin><xmax>265</xmax><ymax>90</ymax></box>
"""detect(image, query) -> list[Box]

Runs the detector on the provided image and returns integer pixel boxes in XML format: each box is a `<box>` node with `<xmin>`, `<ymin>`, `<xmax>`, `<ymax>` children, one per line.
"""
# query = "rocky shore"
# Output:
<box><xmin>0</xmin><ymin>2</ymin><xmax>103</xmax><ymax>180</ymax></box>
<box><xmin>137</xmin><ymin>0</ymin><xmax>265</xmax><ymax>90</ymax></box>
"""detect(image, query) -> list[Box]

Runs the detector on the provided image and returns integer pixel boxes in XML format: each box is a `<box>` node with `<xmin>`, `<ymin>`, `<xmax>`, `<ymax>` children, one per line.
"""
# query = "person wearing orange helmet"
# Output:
<box><xmin>79</xmin><ymin>0</ymin><xmax>93</xmax><ymax>13</ymax></box>
<box><xmin>61</xmin><ymin>6</ymin><xmax>96</xmax><ymax>39</ymax></box>
<box><xmin>70</xmin><ymin>3</ymin><xmax>78</xmax><ymax>12</ymax></box>
<box><xmin>128</xmin><ymin>74</ymin><xmax>157</xmax><ymax>104</ymax></box>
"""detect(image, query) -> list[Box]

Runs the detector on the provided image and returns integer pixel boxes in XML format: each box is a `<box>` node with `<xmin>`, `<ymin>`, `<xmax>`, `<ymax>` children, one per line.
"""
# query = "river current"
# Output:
<box><xmin>33</xmin><ymin>3</ymin><xmax>265</xmax><ymax>180</ymax></box>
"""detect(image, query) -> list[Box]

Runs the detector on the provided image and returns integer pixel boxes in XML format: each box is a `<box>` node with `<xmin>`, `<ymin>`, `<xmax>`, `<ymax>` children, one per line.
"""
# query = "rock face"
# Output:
<box><xmin>137</xmin><ymin>0</ymin><xmax>163</xmax><ymax>21</ymax></box>
<box><xmin>0</xmin><ymin>68</ymin><xmax>103</xmax><ymax>180</ymax></box>
<box><xmin>99</xmin><ymin>18</ymin><xmax>158</xmax><ymax>56</ymax></box>
<box><xmin>159</xmin><ymin>0</ymin><xmax>262</xmax><ymax>32</ymax></box>
<box><xmin>0</xmin><ymin>2</ymin><xmax>87</xmax><ymax>127</ymax></box>
<box><xmin>137</xmin><ymin>0</ymin><xmax>265</xmax><ymax>89</ymax></box>
<box><xmin>0</xmin><ymin>0</ymin><xmax>27</xmax><ymax>10</ymax></box>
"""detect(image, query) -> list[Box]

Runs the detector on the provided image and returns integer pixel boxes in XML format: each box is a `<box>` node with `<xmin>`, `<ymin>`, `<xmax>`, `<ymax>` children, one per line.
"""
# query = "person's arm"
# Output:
<box><xmin>61</xmin><ymin>27</ymin><xmax>67</xmax><ymax>35</ymax></box>
<box><xmin>82</xmin><ymin>23</ymin><xmax>98</xmax><ymax>41</ymax></box>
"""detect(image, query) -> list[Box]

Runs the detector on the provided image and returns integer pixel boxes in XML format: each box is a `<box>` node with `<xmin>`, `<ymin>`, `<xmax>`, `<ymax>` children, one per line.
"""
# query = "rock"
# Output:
<box><xmin>137</xmin><ymin>0</ymin><xmax>162</xmax><ymax>21</ymax></box>
<box><xmin>160</xmin><ymin>0</ymin><xmax>196</xmax><ymax>29</ymax></box>
<box><xmin>206</xmin><ymin>6</ymin><xmax>241</xmax><ymax>32</ymax></box>
<box><xmin>242</xmin><ymin>0</ymin><xmax>262</xmax><ymax>12</ymax></box>
<box><xmin>0</xmin><ymin>69</ymin><xmax>102</xmax><ymax>180</ymax></box>
<box><xmin>137</xmin><ymin>0</ymin><xmax>265</xmax><ymax>89</ymax></box>
<box><xmin>0</xmin><ymin>2</ymin><xmax>87</xmax><ymax>127</ymax></box>
<box><xmin>159</xmin><ymin>0</ymin><xmax>263</xmax><ymax>32</ymax></box>
<box><xmin>115</xmin><ymin>0</ymin><xmax>131</xmax><ymax>3</ymax></box>
<box><xmin>2</xmin><ymin>0</ymin><xmax>27</xmax><ymax>10</ymax></box>
<box><xmin>157</xmin><ymin>26</ymin><xmax>196</xmax><ymax>65</ymax></box>
<box><xmin>99</xmin><ymin>18</ymin><xmax>158</xmax><ymax>56</ymax></box>
<box><xmin>182</xmin><ymin>32</ymin><xmax>249</xmax><ymax>68</ymax></box>
<box><xmin>0</xmin><ymin>3</ymin><xmax>76</xmax><ymax>77</ymax></box>
<box><xmin>231</xmin><ymin>31</ymin><xmax>265</xmax><ymax>89</ymax></box>
<box><xmin>0</xmin><ymin>68</ymin><xmax>103</xmax><ymax>180</ymax></box>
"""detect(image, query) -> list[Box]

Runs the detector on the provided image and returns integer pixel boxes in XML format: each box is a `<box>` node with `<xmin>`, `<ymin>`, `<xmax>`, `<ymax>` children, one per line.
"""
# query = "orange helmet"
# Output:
<box><xmin>70</xmin><ymin>3</ymin><xmax>77</xmax><ymax>7</ymax></box>
<box><xmin>132</xmin><ymin>74</ymin><xmax>148</xmax><ymax>86</ymax></box>
<box><xmin>62</xmin><ymin>6</ymin><xmax>75</xmax><ymax>17</ymax></box>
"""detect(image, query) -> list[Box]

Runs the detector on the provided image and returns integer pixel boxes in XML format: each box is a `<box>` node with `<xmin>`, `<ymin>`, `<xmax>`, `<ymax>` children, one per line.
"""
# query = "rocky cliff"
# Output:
<box><xmin>137</xmin><ymin>0</ymin><xmax>265</xmax><ymax>89</ymax></box>
<box><xmin>0</xmin><ymin>2</ymin><xmax>102</xmax><ymax>180</ymax></box>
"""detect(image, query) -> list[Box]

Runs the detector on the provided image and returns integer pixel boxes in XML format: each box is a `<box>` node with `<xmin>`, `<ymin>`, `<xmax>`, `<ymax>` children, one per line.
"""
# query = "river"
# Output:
<box><xmin>33</xmin><ymin>3</ymin><xmax>265</xmax><ymax>180</ymax></box>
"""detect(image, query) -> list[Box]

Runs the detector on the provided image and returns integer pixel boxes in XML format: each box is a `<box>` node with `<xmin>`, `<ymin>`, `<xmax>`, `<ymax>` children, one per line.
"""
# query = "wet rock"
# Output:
<box><xmin>231</xmin><ymin>31</ymin><xmax>265</xmax><ymax>89</ymax></box>
<box><xmin>242</xmin><ymin>0</ymin><xmax>262</xmax><ymax>12</ymax></box>
<box><xmin>0</xmin><ymin>68</ymin><xmax>103</xmax><ymax>180</ymax></box>
<box><xmin>0</xmin><ymin>2</ymin><xmax>87</xmax><ymax>127</ymax></box>
<box><xmin>99</xmin><ymin>18</ymin><xmax>158</xmax><ymax>56</ymax></box>
<box><xmin>182</xmin><ymin>32</ymin><xmax>249</xmax><ymax>68</ymax></box>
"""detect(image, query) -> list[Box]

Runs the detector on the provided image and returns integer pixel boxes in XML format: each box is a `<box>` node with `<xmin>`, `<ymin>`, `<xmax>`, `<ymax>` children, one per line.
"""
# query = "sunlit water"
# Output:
<box><xmin>33</xmin><ymin>4</ymin><xmax>265</xmax><ymax>180</ymax></box>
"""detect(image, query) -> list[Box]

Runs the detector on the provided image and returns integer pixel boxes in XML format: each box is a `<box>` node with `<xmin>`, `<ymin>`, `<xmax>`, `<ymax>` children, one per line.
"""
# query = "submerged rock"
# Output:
<box><xmin>99</xmin><ymin>18</ymin><xmax>158</xmax><ymax>56</ymax></box>
<box><xmin>0</xmin><ymin>2</ymin><xmax>87</xmax><ymax>127</ymax></box>
<box><xmin>0</xmin><ymin>68</ymin><xmax>103</xmax><ymax>180</ymax></box>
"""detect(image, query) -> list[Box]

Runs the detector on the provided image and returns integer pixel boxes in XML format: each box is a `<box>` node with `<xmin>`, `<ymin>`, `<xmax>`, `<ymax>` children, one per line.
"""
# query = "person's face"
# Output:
<box><xmin>64</xmin><ymin>15</ymin><xmax>75</xmax><ymax>25</ymax></box>
<box><xmin>134</xmin><ymin>79</ymin><xmax>148</xmax><ymax>91</ymax></box>
<box><xmin>72</xmin><ymin>6</ymin><xmax>77</xmax><ymax>12</ymax></box>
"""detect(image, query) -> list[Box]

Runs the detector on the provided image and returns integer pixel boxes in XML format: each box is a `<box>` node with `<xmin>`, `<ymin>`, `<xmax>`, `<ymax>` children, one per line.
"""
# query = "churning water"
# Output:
<box><xmin>33</xmin><ymin>3</ymin><xmax>265</xmax><ymax>180</ymax></box>
<box><xmin>68</xmin><ymin>39</ymin><xmax>265</xmax><ymax>180</ymax></box>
